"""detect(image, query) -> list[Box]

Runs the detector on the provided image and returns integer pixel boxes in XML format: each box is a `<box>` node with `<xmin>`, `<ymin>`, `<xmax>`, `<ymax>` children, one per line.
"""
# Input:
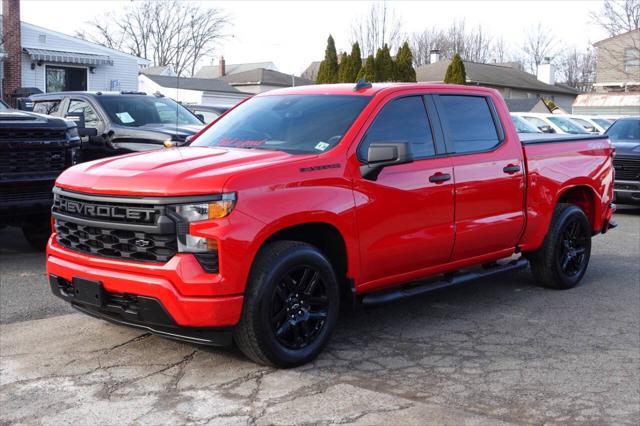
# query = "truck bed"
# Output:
<box><xmin>518</xmin><ymin>133</ymin><xmax>615</xmax><ymax>252</ymax></box>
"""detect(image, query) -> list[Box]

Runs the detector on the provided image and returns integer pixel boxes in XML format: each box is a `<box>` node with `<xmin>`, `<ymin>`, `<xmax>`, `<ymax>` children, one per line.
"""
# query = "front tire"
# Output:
<box><xmin>234</xmin><ymin>241</ymin><xmax>340</xmax><ymax>367</ymax></box>
<box><xmin>529</xmin><ymin>203</ymin><xmax>592</xmax><ymax>289</ymax></box>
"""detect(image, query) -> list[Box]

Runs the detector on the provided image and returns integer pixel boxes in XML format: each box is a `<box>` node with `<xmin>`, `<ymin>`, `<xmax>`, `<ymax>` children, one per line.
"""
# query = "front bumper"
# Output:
<box><xmin>49</xmin><ymin>275</ymin><xmax>233</xmax><ymax>346</ymax></box>
<box><xmin>614</xmin><ymin>180</ymin><xmax>640</xmax><ymax>205</ymax></box>
<box><xmin>47</xmin><ymin>237</ymin><xmax>244</xmax><ymax>332</ymax></box>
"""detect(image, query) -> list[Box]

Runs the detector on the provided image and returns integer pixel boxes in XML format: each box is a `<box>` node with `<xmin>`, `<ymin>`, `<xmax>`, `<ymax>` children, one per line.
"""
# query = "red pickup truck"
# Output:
<box><xmin>46</xmin><ymin>83</ymin><xmax>616</xmax><ymax>367</ymax></box>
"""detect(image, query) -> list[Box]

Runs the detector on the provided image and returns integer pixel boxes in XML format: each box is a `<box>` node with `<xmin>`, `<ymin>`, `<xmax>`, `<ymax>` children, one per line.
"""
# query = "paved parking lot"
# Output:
<box><xmin>1</xmin><ymin>207</ymin><xmax>639</xmax><ymax>425</ymax></box>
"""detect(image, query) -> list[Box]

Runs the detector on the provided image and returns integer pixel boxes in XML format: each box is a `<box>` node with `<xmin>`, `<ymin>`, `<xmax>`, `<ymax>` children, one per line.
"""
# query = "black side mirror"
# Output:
<box><xmin>65</xmin><ymin>112</ymin><xmax>85</xmax><ymax>128</ymax></box>
<box><xmin>80</xmin><ymin>128</ymin><xmax>98</xmax><ymax>137</ymax></box>
<box><xmin>195</xmin><ymin>113</ymin><xmax>205</xmax><ymax>123</ymax></box>
<box><xmin>360</xmin><ymin>141</ymin><xmax>414</xmax><ymax>181</ymax></box>
<box><xmin>539</xmin><ymin>125</ymin><xmax>555</xmax><ymax>134</ymax></box>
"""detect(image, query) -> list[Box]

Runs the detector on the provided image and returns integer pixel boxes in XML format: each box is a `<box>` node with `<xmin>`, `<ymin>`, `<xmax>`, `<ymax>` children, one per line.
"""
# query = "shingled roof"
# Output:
<box><xmin>220</xmin><ymin>68</ymin><xmax>314</xmax><ymax>88</ymax></box>
<box><xmin>143</xmin><ymin>75</ymin><xmax>241</xmax><ymax>93</ymax></box>
<box><xmin>416</xmin><ymin>60</ymin><xmax>581</xmax><ymax>96</ymax></box>
<box><xmin>195</xmin><ymin>61</ymin><xmax>277</xmax><ymax>78</ymax></box>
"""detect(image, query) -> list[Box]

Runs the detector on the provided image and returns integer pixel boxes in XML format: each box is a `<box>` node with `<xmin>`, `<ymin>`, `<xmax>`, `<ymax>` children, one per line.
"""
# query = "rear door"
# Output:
<box><xmin>434</xmin><ymin>94</ymin><xmax>526</xmax><ymax>261</ymax></box>
<box><xmin>353</xmin><ymin>94</ymin><xmax>455</xmax><ymax>290</ymax></box>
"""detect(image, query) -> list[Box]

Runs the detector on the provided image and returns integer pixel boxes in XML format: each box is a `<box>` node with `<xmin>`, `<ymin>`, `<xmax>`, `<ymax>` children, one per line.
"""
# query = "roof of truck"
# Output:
<box><xmin>258</xmin><ymin>82</ymin><xmax>497</xmax><ymax>97</ymax></box>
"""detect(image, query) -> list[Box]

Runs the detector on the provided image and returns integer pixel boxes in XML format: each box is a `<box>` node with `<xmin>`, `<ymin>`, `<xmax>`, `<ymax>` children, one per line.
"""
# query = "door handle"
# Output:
<box><xmin>503</xmin><ymin>164</ymin><xmax>521</xmax><ymax>174</ymax></box>
<box><xmin>429</xmin><ymin>172</ymin><xmax>451</xmax><ymax>183</ymax></box>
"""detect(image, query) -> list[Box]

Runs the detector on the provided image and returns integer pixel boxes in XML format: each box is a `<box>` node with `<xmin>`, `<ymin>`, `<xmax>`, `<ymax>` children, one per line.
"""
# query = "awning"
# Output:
<box><xmin>23</xmin><ymin>47</ymin><xmax>113</xmax><ymax>66</ymax></box>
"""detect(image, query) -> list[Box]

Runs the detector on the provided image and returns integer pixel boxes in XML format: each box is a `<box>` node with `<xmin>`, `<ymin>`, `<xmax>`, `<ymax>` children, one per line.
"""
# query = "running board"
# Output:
<box><xmin>361</xmin><ymin>257</ymin><xmax>530</xmax><ymax>307</ymax></box>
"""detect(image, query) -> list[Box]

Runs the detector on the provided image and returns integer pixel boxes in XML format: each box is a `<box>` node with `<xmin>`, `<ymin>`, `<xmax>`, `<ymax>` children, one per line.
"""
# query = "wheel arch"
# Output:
<box><xmin>555</xmin><ymin>183</ymin><xmax>602</xmax><ymax>232</ymax></box>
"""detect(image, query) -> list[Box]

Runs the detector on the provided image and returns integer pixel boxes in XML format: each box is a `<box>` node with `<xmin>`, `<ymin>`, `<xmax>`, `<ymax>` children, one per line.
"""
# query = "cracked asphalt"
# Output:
<box><xmin>1</xmin><ymin>206</ymin><xmax>639</xmax><ymax>425</ymax></box>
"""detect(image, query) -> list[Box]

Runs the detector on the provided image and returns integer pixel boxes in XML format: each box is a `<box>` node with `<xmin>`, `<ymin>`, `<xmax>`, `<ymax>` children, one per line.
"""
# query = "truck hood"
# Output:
<box><xmin>56</xmin><ymin>147</ymin><xmax>307</xmax><ymax>196</ymax></box>
<box><xmin>613</xmin><ymin>140</ymin><xmax>640</xmax><ymax>156</ymax></box>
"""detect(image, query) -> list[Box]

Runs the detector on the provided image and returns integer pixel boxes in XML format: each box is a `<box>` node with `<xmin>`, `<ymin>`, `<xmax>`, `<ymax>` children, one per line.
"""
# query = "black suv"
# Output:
<box><xmin>28</xmin><ymin>91</ymin><xmax>204</xmax><ymax>162</ymax></box>
<box><xmin>0</xmin><ymin>102</ymin><xmax>80</xmax><ymax>248</ymax></box>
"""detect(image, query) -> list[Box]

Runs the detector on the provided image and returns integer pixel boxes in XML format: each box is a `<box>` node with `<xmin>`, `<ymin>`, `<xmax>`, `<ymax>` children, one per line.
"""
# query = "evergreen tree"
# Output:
<box><xmin>394</xmin><ymin>42</ymin><xmax>416</xmax><ymax>82</ymax></box>
<box><xmin>444</xmin><ymin>53</ymin><xmax>466</xmax><ymax>84</ymax></box>
<box><xmin>357</xmin><ymin>55</ymin><xmax>376</xmax><ymax>81</ymax></box>
<box><xmin>337</xmin><ymin>52</ymin><xmax>349</xmax><ymax>82</ymax></box>
<box><xmin>345</xmin><ymin>42</ymin><xmax>362</xmax><ymax>83</ymax></box>
<box><xmin>374</xmin><ymin>44</ymin><xmax>395</xmax><ymax>81</ymax></box>
<box><xmin>316</xmin><ymin>35</ymin><xmax>339</xmax><ymax>84</ymax></box>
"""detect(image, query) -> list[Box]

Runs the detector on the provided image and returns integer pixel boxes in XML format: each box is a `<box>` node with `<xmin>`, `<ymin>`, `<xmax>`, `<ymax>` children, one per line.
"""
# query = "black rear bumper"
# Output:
<box><xmin>49</xmin><ymin>275</ymin><xmax>233</xmax><ymax>346</ymax></box>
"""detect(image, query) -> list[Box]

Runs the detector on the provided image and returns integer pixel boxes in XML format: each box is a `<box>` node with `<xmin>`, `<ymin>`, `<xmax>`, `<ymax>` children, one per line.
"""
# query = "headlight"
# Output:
<box><xmin>170</xmin><ymin>193</ymin><xmax>236</xmax><ymax>253</ymax></box>
<box><xmin>66</xmin><ymin>127</ymin><xmax>80</xmax><ymax>141</ymax></box>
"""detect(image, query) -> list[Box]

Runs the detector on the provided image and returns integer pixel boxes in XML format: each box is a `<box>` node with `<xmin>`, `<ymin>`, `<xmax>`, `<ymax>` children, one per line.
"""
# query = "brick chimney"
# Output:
<box><xmin>2</xmin><ymin>0</ymin><xmax>22</xmax><ymax>106</ymax></box>
<box><xmin>218</xmin><ymin>56</ymin><xmax>225</xmax><ymax>77</ymax></box>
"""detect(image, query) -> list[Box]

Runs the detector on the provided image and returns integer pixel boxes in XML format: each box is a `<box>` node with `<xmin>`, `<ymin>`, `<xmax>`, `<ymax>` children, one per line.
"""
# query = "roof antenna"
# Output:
<box><xmin>354</xmin><ymin>79</ymin><xmax>372</xmax><ymax>91</ymax></box>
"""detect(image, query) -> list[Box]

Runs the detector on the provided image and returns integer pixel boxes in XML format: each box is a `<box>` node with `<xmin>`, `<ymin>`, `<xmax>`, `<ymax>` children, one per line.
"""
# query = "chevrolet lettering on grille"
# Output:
<box><xmin>57</xmin><ymin>198</ymin><xmax>155</xmax><ymax>222</ymax></box>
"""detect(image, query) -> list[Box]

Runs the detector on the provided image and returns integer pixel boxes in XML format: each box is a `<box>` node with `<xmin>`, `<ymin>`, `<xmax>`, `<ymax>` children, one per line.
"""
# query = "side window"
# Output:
<box><xmin>67</xmin><ymin>100</ymin><xmax>100</xmax><ymax>128</ymax></box>
<box><xmin>359</xmin><ymin>96</ymin><xmax>435</xmax><ymax>160</ymax></box>
<box><xmin>33</xmin><ymin>100</ymin><xmax>61</xmax><ymax>115</ymax></box>
<box><xmin>438</xmin><ymin>95</ymin><xmax>500</xmax><ymax>154</ymax></box>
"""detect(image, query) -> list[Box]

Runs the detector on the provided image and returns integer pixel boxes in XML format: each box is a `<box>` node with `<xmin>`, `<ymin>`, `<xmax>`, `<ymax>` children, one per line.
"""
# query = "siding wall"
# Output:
<box><xmin>595</xmin><ymin>30</ymin><xmax>640</xmax><ymax>87</ymax></box>
<box><xmin>14</xmin><ymin>22</ymin><xmax>143</xmax><ymax>92</ymax></box>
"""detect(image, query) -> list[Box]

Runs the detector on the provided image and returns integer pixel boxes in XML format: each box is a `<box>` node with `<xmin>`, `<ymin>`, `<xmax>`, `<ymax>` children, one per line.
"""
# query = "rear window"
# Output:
<box><xmin>438</xmin><ymin>95</ymin><xmax>500</xmax><ymax>153</ymax></box>
<box><xmin>192</xmin><ymin>95</ymin><xmax>371</xmax><ymax>154</ymax></box>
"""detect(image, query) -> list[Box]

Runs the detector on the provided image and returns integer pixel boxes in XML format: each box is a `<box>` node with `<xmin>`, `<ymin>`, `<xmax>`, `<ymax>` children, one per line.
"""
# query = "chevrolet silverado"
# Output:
<box><xmin>46</xmin><ymin>83</ymin><xmax>616</xmax><ymax>367</ymax></box>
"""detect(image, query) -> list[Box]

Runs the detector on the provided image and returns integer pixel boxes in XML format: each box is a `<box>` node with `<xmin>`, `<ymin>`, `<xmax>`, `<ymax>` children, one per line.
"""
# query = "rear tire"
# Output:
<box><xmin>234</xmin><ymin>241</ymin><xmax>340</xmax><ymax>367</ymax></box>
<box><xmin>529</xmin><ymin>203</ymin><xmax>592</xmax><ymax>289</ymax></box>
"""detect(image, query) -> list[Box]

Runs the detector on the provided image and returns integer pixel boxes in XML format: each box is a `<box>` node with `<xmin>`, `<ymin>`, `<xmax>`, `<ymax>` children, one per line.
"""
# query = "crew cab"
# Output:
<box><xmin>1</xmin><ymin>103</ymin><xmax>80</xmax><ymax>248</ymax></box>
<box><xmin>28</xmin><ymin>91</ymin><xmax>204</xmax><ymax>162</ymax></box>
<box><xmin>46</xmin><ymin>83</ymin><xmax>616</xmax><ymax>367</ymax></box>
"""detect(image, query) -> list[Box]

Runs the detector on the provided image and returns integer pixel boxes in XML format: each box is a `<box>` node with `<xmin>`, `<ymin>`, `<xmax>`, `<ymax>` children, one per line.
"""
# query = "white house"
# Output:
<box><xmin>1</xmin><ymin>3</ymin><xmax>148</xmax><ymax>102</ymax></box>
<box><xmin>138</xmin><ymin>73</ymin><xmax>249</xmax><ymax>107</ymax></box>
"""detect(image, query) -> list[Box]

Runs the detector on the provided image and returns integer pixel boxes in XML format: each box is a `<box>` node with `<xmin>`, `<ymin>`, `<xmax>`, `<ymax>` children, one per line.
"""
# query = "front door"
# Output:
<box><xmin>434</xmin><ymin>94</ymin><xmax>526</xmax><ymax>261</ymax></box>
<box><xmin>353</xmin><ymin>95</ymin><xmax>455</xmax><ymax>291</ymax></box>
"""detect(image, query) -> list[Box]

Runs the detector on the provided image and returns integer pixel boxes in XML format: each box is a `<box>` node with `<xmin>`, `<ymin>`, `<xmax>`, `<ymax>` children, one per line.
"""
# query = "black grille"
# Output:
<box><xmin>0</xmin><ymin>128</ymin><xmax>66</xmax><ymax>141</ymax></box>
<box><xmin>0</xmin><ymin>149</ymin><xmax>66</xmax><ymax>175</ymax></box>
<box><xmin>53</xmin><ymin>194</ymin><xmax>159</xmax><ymax>225</ymax></box>
<box><xmin>614</xmin><ymin>156</ymin><xmax>640</xmax><ymax>181</ymax></box>
<box><xmin>55</xmin><ymin>218</ymin><xmax>177</xmax><ymax>262</ymax></box>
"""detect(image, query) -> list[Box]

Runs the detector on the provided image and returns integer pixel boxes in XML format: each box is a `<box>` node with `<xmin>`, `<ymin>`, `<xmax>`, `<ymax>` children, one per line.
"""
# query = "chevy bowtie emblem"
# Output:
<box><xmin>134</xmin><ymin>239</ymin><xmax>151</xmax><ymax>248</ymax></box>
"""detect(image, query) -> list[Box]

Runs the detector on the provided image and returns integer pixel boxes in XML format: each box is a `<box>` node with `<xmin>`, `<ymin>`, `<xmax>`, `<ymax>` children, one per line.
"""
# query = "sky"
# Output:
<box><xmin>12</xmin><ymin>0</ymin><xmax>610</xmax><ymax>76</ymax></box>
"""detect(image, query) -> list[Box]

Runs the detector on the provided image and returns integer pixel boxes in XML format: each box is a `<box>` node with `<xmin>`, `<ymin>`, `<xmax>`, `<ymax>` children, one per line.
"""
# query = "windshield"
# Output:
<box><xmin>606</xmin><ymin>118</ymin><xmax>640</xmax><ymax>141</ymax></box>
<box><xmin>97</xmin><ymin>95</ymin><xmax>202</xmax><ymax>127</ymax></box>
<box><xmin>547</xmin><ymin>116</ymin><xmax>589</xmax><ymax>134</ymax></box>
<box><xmin>192</xmin><ymin>95</ymin><xmax>371</xmax><ymax>154</ymax></box>
<box><xmin>593</xmin><ymin>118</ymin><xmax>612</xmax><ymax>130</ymax></box>
<box><xmin>511</xmin><ymin>115</ymin><xmax>541</xmax><ymax>133</ymax></box>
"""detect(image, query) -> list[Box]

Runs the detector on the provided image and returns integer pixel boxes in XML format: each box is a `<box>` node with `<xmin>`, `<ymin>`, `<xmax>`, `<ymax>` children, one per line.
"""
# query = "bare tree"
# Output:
<box><xmin>590</xmin><ymin>0</ymin><xmax>640</xmax><ymax>37</ymax></box>
<box><xmin>410</xmin><ymin>20</ymin><xmax>502</xmax><ymax>65</ymax></box>
<box><xmin>350</xmin><ymin>1</ymin><xmax>403</xmax><ymax>57</ymax></box>
<box><xmin>410</xmin><ymin>27</ymin><xmax>446</xmax><ymax>66</ymax></box>
<box><xmin>77</xmin><ymin>0</ymin><xmax>230</xmax><ymax>77</ymax></box>
<box><xmin>521</xmin><ymin>23</ymin><xmax>557</xmax><ymax>74</ymax></box>
<box><xmin>557</xmin><ymin>48</ymin><xmax>596</xmax><ymax>89</ymax></box>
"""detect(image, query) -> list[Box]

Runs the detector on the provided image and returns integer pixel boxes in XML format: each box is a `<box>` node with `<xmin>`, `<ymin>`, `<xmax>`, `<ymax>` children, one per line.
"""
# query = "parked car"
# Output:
<box><xmin>185</xmin><ymin>104</ymin><xmax>230</xmax><ymax>124</ymax></box>
<box><xmin>606</xmin><ymin>116</ymin><xmax>640</xmax><ymax>205</ymax></box>
<box><xmin>514</xmin><ymin>112</ymin><xmax>590</xmax><ymax>134</ymax></box>
<box><xmin>1</xmin><ymin>103</ymin><xmax>80</xmax><ymax>248</ymax></box>
<box><xmin>568</xmin><ymin>115</ymin><xmax>612</xmax><ymax>134</ymax></box>
<box><xmin>511</xmin><ymin>114</ymin><xmax>542</xmax><ymax>133</ymax></box>
<box><xmin>47</xmin><ymin>83</ymin><xmax>615</xmax><ymax>367</ymax></box>
<box><xmin>28</xmin><ymin>91</ymin><xmax>204</xmax><ymax>162</ymax></box>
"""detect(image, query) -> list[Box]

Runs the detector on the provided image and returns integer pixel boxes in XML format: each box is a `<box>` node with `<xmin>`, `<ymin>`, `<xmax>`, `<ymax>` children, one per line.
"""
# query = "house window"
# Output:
<box><xmin>624</xmin><ymin>48</ymin><xmax>640</xmax><ymax>73</ymax></box>
<box><xmin>45</xmin><ymin>66</ymin><xmax>88</xmax><ymax>92</ymax></box>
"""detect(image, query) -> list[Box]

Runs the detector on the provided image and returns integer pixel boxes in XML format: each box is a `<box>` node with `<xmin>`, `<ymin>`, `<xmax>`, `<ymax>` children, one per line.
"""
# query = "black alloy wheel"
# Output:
<box><xmin>557</xmin><ymin>217</ymin><xmax>589</xmax><ymax>277</ymax></box>
<box><xmin>271</xmin><ymin>266</ymin><xmax>329</xmax><ymax>350</ymax></box>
